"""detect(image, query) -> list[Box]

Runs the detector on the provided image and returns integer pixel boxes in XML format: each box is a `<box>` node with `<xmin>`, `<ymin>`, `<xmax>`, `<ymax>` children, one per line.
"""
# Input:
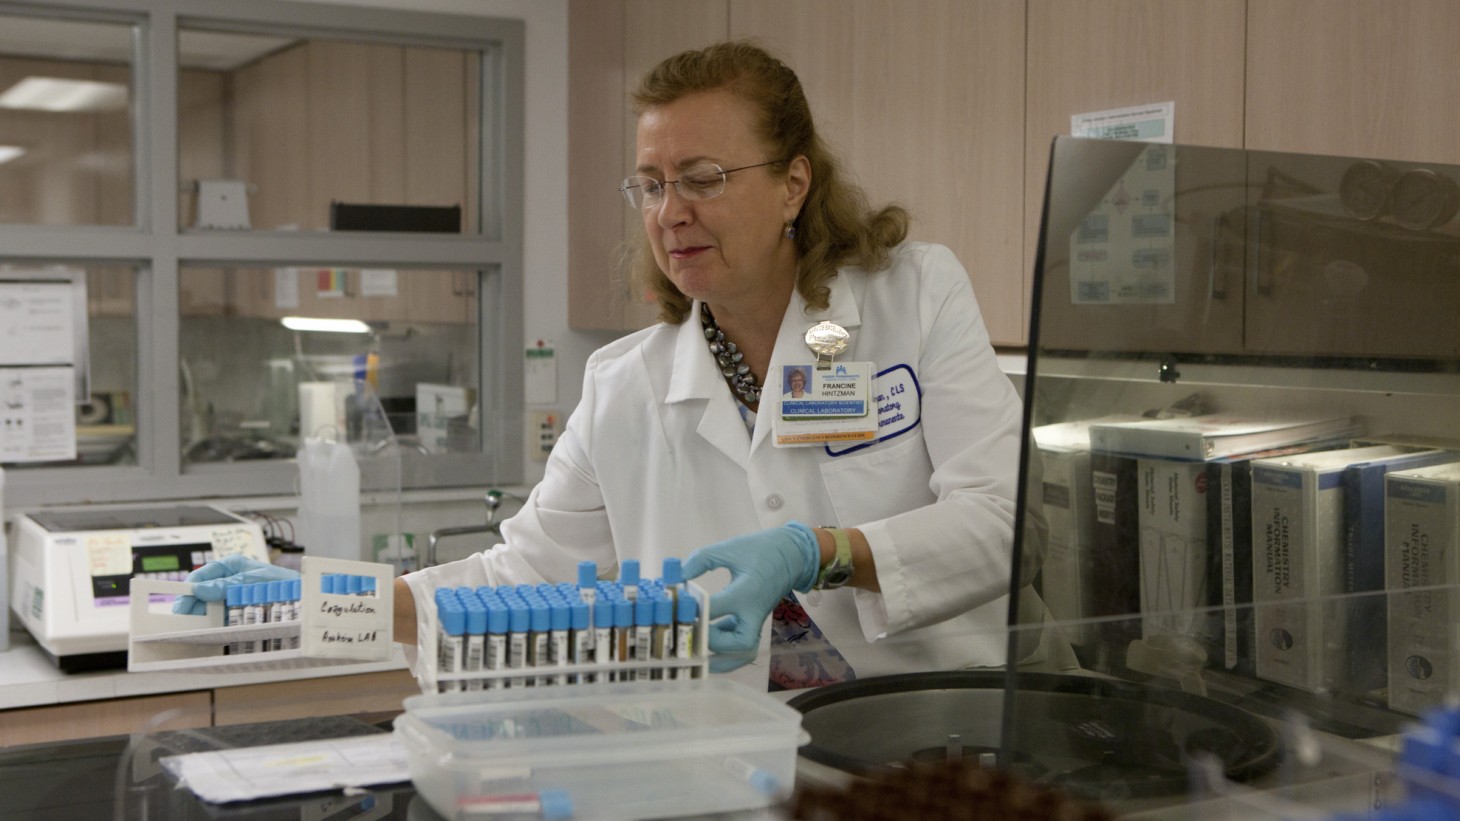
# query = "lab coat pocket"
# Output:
<box><xmin>819</xmin><ymin>434</ymin><xmax>935</xmax><ymax>525</ymax></box>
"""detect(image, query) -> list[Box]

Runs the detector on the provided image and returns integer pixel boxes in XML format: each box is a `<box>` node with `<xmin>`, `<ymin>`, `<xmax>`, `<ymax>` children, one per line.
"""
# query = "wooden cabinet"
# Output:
<box><xmin>732</xmin><ymin>0</ymin><xmax>1026</xmax><ymax>345</ymax></box>
<box><xmin>0</xmin><ymin>692</ymin><xmax>211</xmax><ymax>748</ymax></box>
<box><xmin>1025</xmin><ymin>0</ymin><xmax>1247</xmax><ymax>351</ymax></box>
<box><xmin>1245</xmin><ymin>0</ymin><xmax>1460</xmax><ymax>165</ymax></box>
<box><xmin>212</xmin><ymin>669</ymin><xmax>418</xmax><ymax>726</ymax></box>
<box><xmin>566</xmin><ymin>0</ymin><xmax>727</xmax><ymax>331</ymax></box>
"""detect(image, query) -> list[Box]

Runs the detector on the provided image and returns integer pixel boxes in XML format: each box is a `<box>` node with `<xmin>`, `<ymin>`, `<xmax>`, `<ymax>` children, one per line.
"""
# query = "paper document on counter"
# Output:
<box><xmin>161</xmin><ymin>733</ymin><xmax>409</xmax><ymax>804</ymax></box>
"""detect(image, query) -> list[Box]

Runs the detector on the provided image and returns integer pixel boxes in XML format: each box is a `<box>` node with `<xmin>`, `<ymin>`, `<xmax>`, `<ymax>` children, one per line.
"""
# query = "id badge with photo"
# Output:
<box><xmin>773</xmin><ymin>361</ymin><xmax>878</xmax><ymax>447</ymax></box>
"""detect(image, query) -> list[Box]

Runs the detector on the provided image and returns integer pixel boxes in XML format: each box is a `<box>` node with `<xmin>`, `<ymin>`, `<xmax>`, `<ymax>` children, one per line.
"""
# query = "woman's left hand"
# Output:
<box><xmin>682</xmin><ymin>522</ymin><xmax>820</xmax><ymax>666</ymax></box>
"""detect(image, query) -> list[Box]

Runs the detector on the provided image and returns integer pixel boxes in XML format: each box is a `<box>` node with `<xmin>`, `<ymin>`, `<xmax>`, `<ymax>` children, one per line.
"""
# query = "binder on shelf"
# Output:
<box><xmin>1032</xmin><ymin>414</ymin><xmax>1141</xmax><ymax>655</ymax></box>
<box><xmin>1385</xmin><ymin>462</ymin><xmax>1460</xmax><ymax>716</ymax></box>
<box><xmin>1089</xmin><ymin>414</ymin><xmax>1359</xmax><ymax>462</ymax></box>
<box><xmin>1250</xmin><ymin>445</ymin><xmax>1450</xmax><ymax>694</ymax></box>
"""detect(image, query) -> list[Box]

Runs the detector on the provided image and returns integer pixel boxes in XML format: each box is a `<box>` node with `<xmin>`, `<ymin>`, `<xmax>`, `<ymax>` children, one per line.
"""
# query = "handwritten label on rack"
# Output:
<box><xmin>210</xmin><ymin>528</ymin><xmax>254</xmax><ymax>557</ymax></box>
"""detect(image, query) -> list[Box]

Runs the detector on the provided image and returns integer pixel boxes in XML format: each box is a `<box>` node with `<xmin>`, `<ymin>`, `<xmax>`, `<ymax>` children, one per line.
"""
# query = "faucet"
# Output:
<box><xmin>425</xmin><ymin>490</ymin><xmax>504</xmax><ymax>568</ymax></box>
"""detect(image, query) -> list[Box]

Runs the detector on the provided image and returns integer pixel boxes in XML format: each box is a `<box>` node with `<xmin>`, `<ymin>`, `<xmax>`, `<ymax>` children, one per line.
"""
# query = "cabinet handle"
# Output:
<box><xmin>1251</xmin><ymin>208</ymin><xmax>1274</xmax><ymax>296</ymax></box>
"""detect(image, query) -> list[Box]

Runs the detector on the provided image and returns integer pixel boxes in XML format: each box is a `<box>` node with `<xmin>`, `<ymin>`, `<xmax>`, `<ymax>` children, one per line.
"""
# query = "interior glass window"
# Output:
<box><xmin>0</xmin><ymin>14</ymin><xmax>135</xmax><ymax>227</ymax></box>
<box><xmin>176</xmin><ymin>28</ymin><xmax>483</xmax><ymax>236</ymax></box>
<box><xmin>179</xmin><ymin>265</ymin><xmax>480</xmax><ymax>466</ymax></box>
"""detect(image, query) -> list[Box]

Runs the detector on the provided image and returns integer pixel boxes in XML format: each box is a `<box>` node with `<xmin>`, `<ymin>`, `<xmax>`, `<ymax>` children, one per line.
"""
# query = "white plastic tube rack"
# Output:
<box><xmin>414</xmin><ymin>583</ymin><xmax>710</xmax><ymax>694</ymax></box>
<box><xmin>127</xmin><ymin>557</ymin><xmax>394</xmax><ymax>674</ymax></box>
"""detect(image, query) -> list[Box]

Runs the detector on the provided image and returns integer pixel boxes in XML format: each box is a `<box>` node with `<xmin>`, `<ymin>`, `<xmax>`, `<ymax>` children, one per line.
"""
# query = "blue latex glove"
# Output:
<box><xmin>172</xmin><ymin>554</ymin><xmax>299</xmax><ymax>615</ymax></box>
<box><xmin>682</xmin><ymin>522</ymin><xmax>820</xmax><ymax>671</ymax></box>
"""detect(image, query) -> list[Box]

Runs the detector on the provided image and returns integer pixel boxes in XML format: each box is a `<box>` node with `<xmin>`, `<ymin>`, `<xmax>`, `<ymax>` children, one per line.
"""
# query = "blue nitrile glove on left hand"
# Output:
<box><xmin>682</xmin><ymin>522</ymin><xmax>820</xmax><ymax>672</ymax></box>
<box><xmin>172</xmin><ymin>554</ymin><xmax>300</xmax><ymax>615</ymax></box>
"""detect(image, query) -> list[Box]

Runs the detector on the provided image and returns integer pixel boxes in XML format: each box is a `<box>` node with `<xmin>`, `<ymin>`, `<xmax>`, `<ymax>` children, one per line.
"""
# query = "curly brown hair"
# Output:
<box><xmin>628</xmin><ymin>40</ymin><xmax>909</xmax><ymax>325</ymax></box>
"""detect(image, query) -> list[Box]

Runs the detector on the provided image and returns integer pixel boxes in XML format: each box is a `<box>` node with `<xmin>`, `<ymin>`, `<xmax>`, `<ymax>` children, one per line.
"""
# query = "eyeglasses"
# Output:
<box><xmin>620</xmin><ymin>160</ymin><xmax>781</xmax><ymax>209</ymax></box>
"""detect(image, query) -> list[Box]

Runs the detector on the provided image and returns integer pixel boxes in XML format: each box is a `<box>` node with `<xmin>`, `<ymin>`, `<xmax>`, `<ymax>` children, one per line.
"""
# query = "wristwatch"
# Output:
<box><xmin>814</xmin><ymin>527</ymin><xmax>854</xmax><ymax>590</ymax></box>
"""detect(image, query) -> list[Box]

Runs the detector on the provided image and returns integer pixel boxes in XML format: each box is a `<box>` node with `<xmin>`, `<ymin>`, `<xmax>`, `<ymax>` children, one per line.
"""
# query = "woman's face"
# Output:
<box><xmin>789</xmin><ymin>370</ymin><xmax>805</xmax><ymax>392</ymax></box>
<box><xmin>635</xmin><ymin>88</ymin><xmax>809</xmax><ymax>312</ymax></box>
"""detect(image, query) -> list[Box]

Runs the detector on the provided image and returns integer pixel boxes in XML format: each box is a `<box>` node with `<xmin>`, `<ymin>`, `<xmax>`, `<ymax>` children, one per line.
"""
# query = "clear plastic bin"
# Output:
<box><xmin>394</xmin><ymin>678</ymin><xmax>805</xmax><ymax>820</ymax></box>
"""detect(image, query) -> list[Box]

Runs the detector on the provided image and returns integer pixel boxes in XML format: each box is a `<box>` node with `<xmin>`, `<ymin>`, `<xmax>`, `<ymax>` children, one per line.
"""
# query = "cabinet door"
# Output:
<box><xmin>1026</xmin><ymin>0</ymin><xmax>1246</xmax><ymax>354</ymax></box>
<box><xmin>732</xmin><ymin>0</ymin><xmax>1027</xmax><ymax>346</ymax></box>
<box><xmin>1246</xmin><ymin>0</ymin><xmax>1460</xmax><ymax>165</ymax></box>
<box><xmin>566</xmin><ymin>0</ymin><xmax>729</xmax><ymax>332</ymax></box>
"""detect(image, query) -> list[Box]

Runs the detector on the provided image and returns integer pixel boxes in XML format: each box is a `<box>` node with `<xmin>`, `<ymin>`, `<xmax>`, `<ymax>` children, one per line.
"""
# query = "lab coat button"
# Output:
<box><xmin>765</xmin><ymin>494</ymin><xmax>784</xmax><ymax>510</ymax></box>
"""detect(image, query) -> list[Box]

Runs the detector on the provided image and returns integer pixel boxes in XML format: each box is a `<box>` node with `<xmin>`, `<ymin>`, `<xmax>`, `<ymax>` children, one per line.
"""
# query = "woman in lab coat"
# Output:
<box><xmin>392</xmin><ymin>40</ymin><xmax>1042</xmax><ymax>688</ymax></box>
<box><xmin>188</xmin><ymin>41</ymin><xmax>1045</xmax><ymax>689</ymax></box>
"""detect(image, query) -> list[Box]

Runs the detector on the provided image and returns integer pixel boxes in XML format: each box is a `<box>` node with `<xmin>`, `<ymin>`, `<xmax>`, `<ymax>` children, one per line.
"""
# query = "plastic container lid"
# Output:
<box><xmin>661</xmin><ymin>557</ymin><xmax>683</xmax><ymax>586</ymax></box>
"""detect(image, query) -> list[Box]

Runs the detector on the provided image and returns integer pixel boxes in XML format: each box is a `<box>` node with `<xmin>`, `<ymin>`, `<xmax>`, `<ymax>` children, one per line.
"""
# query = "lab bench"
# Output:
<box><xmin>0</xmin><ymin>629</ymin><xmax>416</xmax><ymax>747</ymax></box>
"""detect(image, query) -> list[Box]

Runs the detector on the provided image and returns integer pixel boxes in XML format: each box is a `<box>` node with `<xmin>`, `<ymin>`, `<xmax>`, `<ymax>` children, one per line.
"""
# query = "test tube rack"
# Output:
<box><xmin>414</xmin><ymin>582</ymin><xmax>710</xmax><ymax>694</ymax></box>
<box><xmin>127</xmin><ymin>556</ymin><xmax>394</xmax><ymax>674</ymax></box>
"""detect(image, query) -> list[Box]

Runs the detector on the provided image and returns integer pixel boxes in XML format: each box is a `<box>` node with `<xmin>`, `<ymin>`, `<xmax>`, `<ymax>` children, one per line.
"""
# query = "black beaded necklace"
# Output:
<box><xmin>700</xmin><ymin>304</ymin><xmax>760</xmax><ymax>404</ymax></box>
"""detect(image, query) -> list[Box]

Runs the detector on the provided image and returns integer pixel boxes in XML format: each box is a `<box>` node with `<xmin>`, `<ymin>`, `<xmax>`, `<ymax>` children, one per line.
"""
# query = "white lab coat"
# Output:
<box><xmin>404</xmin><ymin>242</ymin><xmax>1038</xmax><ymax>689</ymax></box>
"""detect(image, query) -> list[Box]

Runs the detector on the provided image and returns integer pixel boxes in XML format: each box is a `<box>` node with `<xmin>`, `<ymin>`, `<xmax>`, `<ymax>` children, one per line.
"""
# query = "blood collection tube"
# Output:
<box><xmin>549</xmin><ymin>599</ymin><xmax>570</xmax><ymax>685</ymax></box>
<box><xmin>287</xmin><ymin>578</ymin><xmax>302</xmax><ymax>650</ymax></box>
<box><xmin>569</xmin><ymin>600</ymin><xmax>589</xmax><ymax>684</ymax></box>
<box><xmin>266</xmin><ymin>581</ymin><xmax>285</xmax><ymax>651</ymax></box>
<box><xmin>652</xmin><ymin>595</ymin><xmax>672</xmax><ymax>679</ymax></box>
<box><xmin>591</xmin><ymin>595</ymin><xmax>613</xmax><ymax>682</ymax></box>
<box><xmin>577</xmin><ymin>561</ymin><xmax>597</xmax><ymax>608</ymax></box>
<box><xmin>241</xmin><ymin>583</ymin><xmax>264</xmax><ymax>654</ymax></box>
<box><xmin>674</xmin><ymin>594</ymin><xmax>698</xmax><ymax>679</ymax></box>
<box><xmin>507</xmin><ymin>596</ymin><xmax>528</xmax><ymax>688</ymax></box>
<box><xmin>621</xmin><ymin>559</ymin><xmax>640</xmax><ymax>602</ymax></box>
<box><xmin>485</xmin><ymin>595</ymin><xmax>508</xmax><ymax>689</ymax></box>
<box><xmin>438</xmin><ymin>595</ymin><xmax>465</xmax><ymax>692</ymax></box>
<box><xmin>662</xmin><ymin>557</ymin><xmax>684</xmax><ymax>598</ymax></box>
<box><xmin>634</xmin><ymin>597</ymin><xmax>654</xmax><ymax>680</ymax></box>
<box><xmin>225</xmin><ymin>585</ymin><xmax>245</xmax><ymax>655</ymax></box>
<box><xmin>529</xmin><ymin>601</ymin><xmax>551</xmax><ymax>686</ymax></box>
<box><xmin>463</xmin><ymin>593</ymin><xmax>487</xmax><ymax>691</ymax></box>
<box><xmin>613</xmin><ymin>599</ymin><xmax>632</xmax><ymax>681</ymax></box>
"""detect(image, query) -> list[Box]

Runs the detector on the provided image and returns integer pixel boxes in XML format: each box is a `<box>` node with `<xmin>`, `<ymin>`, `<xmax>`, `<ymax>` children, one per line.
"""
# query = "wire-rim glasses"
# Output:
<box><xmin>620</xmin><ymin>160</ymin><xmax>782</xmax><ymax>209</ymax></box>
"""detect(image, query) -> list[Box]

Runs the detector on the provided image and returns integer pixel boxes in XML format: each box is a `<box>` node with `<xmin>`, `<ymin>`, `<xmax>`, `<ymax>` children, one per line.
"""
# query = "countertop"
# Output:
<box><xmin>0</xmin><ymin>629</ymin><xmax>409</xmax><ymax>710</ymax></box>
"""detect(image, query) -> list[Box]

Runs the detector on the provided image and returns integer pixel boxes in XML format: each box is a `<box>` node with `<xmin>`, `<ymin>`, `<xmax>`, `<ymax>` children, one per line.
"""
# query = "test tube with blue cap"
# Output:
<box><xmin>591</xmin><ymin>596</ymin><xmax>613</xmax><ymax>682</ymax></box>
<box><xmin>507</xmin><ymin>596</ymin><xmax>529</xmax><ymax>688</ymax></box>
<box><xmin>633</xmin><ymin>597</ymin><xmax>654</xmax><ymax>679</ymax></box>
<box><xmin>549</xmin><ymin>599</ymin><xmax>570</xmax><ymax>685</ymax></box>
<box><xmin>266</xmin><ymin>581</ymin><xmax>286</xmax><ymax>651</ymax></box>
<box><xmin>652</xmin><ymin>595</ymin><xmax>673</xmax><ymax>679</ymax></box>
<box><xmin>485</xmin><ymin>595</ymin><xmax>508</xmax><ymax>689</ymax></box>
<box><xmin>568</xmin><ymin>600</ymin><xmax>589</xmax><ymax>683</ymax></box>
<box><xmin>287</xmin><ymin>578</ymin><xmax>302</xmax><ymax>649</ymax></box>
<box><xmin>225</xmin><ymin>586</ymin><xmax>245</xmax><ymax>655</ymax></box>
<box><xmin>457</xmin><ymin>788</ymin><xmax>573</xmax><ymax>821</ymax></box>
<box><xmin>577</xmin><ymin>561</ymin><xmax>597</xmax><ymax>607</ymax></box>
<box><xmin>612</xmin><ymin>599</ymin><xmax>633</xmax><ymax>681</ymax></box>
<box><xmin>462</xmin><ymin>592</ymin><xmax>487</xmax><ymax>690</ymax></box>
<box><xmin>529</xmin><ymin>601</ymin><xmax>552</xmax><ymax>686</ymax></box>
<box><xmin>674</xmin><ymin>594</ymin><xmax>697</xmax><ymax>679</ymax></box>
<box><xmin>438</xmin><ymin>598</ymin><xmax>466</xmax><ymax>692</ymax></box>
<box><xmin>621</xmin><ymin>559</ymin><xmax>640</xmax><ymax>602</ymax></box>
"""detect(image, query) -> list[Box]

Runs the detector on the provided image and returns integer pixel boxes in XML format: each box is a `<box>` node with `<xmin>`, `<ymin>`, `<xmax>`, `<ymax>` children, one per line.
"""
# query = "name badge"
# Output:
<box><xmin>825</xmin><ymin>364</ymin><xmax>922</xmax><ymax>457</ymax></box>
<box><xmin>773</xmin><ymin>361</ymin><xmax>877</xmax><ymax>447</ymax></box>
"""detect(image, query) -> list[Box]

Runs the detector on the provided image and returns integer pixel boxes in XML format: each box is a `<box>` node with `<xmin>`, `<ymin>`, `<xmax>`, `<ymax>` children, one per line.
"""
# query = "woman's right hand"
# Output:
<box><xmin>171</xmin><ymin>554</ymin><xmax>300</xmax><ymax>615</ymax></box>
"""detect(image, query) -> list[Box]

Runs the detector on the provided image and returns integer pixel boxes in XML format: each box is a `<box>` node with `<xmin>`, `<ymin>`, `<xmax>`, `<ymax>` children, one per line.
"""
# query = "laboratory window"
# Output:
<box><xmin>175</xmin><ymin>28</ymin><xmax>483</xmax><ymax>237</ymax></box>
<box><xmin>178</xmin><ymin>265</ymin><xmax>480</xmax><ymax>466</ymax></box>
<box><xmin>0</xmin><ymin>13</ymin><xmax>135</xmax><ymax>227</ymax></box>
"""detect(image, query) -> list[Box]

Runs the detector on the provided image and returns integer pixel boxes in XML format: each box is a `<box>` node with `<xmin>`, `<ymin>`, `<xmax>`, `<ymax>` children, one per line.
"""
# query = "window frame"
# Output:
<box><xmin>0</xmin><ymin>0</ymin><xmax>526</xmax><ymax>508</ymax></box>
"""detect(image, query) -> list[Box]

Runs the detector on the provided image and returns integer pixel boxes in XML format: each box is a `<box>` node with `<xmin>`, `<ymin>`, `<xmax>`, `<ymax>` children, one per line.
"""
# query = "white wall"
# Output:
<box><xmin>299</xmin><ymin>0</ymin><xmax>623</xmax><ymax>485</ymax></box>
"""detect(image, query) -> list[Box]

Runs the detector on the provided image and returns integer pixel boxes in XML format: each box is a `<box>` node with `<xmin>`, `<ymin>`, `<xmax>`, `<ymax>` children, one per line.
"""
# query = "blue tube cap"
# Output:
<box><xmin>613</xmin><ymin>599</ymin><xmax>633</xmax><ymax>628</ymax></box>
<box><xmin>677</xmin><ymin>594</ymin><xmax>698</xmax><ymax>623</ymax></box>
<box><xmin>654</xmin><ymin>596</ymin><xmax>672</xmax><ymax>626</ymax></box>
<box><xmin>661</xmin><ymin>557</ymin><xmax>683</xmax><ymax>586</ymax></box>
<box><xmin>465</xmin><ymin>600</ymin><xmax>487</xmax><ymax>635</ymax></box>
<box><xmin>486</xmin><ymin>600</ymin><xmax>509</xmax><ymax>635</ymax></box>
<box><xmin>441</xmin><ymin>604</ymin><xmax>466</xmax><ymax>636</ymax></box>
<box><xmin>530</xmin><ymin>603</ymin><xmax>550</xmax><ymax>632</ymax></box>
<box><xmin>538</xmin><ymin>789</ymin><xmax>573</xmax><ymax>821</ymax></box>
<box><xmin>550</xmin><ymin>601</ymin><xmax>570</xmax><ymax>631</ymax></box>
<box><xmin>577</xmin><ymin>560</ymin><xmax>596</xmax><ymax>590</ymax></box>
<box><xmin>635</xmin><ymin>597</ymin><xmax>654</xmax><ymax>626</ymax></box>
<box><xmin>620</xmin><ymin>559</ymin><xmax>640</xmax><ymax>586</ymax></box>
<box><xmin>593</xmin><ymin>599</ymin><xmax>613</xmax><ymax>628</ymax></box>
<box><xmin>225</xmin><ymin>585</ymin><xmax>244</xmax><ymax>607</ymax></box>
